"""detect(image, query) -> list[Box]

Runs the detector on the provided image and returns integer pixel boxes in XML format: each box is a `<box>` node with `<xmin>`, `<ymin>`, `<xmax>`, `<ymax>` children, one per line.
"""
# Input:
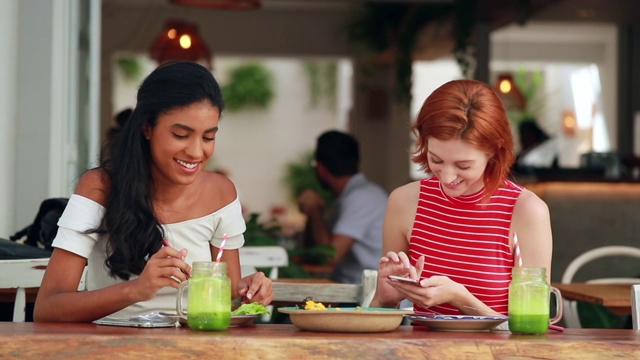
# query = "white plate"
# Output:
<box><xmin>159</xmin><ymin>311</ymin><xmax>259</xmax><ymax>327</ymax></box>
<box><xmin>278</xmin><ymin>307</ymin><xmax>413</xmax><ymax>333</ymax></box>
<box><xmin>409</xmin><ymin>314</ymin><xmax>508</xmax><ymax>332</ymax></box>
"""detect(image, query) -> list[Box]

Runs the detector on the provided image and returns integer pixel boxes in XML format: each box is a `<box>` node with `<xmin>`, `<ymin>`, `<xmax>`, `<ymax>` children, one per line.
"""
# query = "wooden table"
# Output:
<box><xmin>0</xmin><ymin>322</ymin><xmax>638</xmax><ymax>359</ymax></box>
<box><xmin>553</xmin><ymin>283</ymin><xmax>635</xmax><ymax>315</ymax></box>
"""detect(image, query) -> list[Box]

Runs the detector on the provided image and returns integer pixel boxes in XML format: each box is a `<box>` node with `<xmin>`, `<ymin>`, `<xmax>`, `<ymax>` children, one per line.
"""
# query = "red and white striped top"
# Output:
<box><xmin>409</xmin><ymin>176</ymin><xmax>522</xmax><ymax>315</ymax></box>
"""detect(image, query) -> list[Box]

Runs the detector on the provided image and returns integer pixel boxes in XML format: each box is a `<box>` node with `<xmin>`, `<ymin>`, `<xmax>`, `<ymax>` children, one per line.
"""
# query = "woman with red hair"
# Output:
<box><xmin>371</xmin><ymin>80</ymin><xmax>552</xmax><ymax>316</ymax></box>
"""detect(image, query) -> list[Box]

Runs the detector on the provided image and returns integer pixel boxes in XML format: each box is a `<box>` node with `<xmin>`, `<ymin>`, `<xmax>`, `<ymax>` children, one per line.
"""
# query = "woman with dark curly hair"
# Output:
<box><xmin>371</xmin><ymin>79</ymin><xmax>552</xmax><ymax>317</ymax></box>
<box><xmin>35</xmin><ymin>61</ymin><xmax>272</xmax><ymax>322</ymax></box>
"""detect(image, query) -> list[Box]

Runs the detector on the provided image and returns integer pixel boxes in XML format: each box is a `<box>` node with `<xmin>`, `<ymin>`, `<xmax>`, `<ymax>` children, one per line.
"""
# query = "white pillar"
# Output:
<box><xmin>0</xmin><ymin>0</ymin><xmax>19</xmax><ymax>237</ymax></box>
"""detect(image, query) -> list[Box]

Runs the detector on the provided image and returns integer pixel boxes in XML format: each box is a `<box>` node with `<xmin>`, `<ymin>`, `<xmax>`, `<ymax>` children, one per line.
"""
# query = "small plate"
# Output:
<box><xmin>409</xmin><ymin>314</ymin><xmax>508</xmax><ymax>332</ymax></box>
<box><xmin>278</xmin><ymin>307</ymin><xmax>413</xmax><ymax>333</ymax></box>
<box><xmin>159</xmin><ymin>311</ymin><xmax>259</xmax><ymax>327</ymax></box>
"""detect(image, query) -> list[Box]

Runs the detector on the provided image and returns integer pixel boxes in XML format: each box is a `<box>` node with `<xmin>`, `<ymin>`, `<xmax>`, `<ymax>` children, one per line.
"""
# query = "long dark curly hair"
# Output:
<box><xmin>99</xmin><ymin>61</ymin><xmax>224</xmax><ymax>280</ymax></box>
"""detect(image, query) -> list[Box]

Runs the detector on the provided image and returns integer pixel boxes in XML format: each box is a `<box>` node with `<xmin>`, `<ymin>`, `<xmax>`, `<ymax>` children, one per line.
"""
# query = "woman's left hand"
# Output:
<box><xmin>391</xmin><ymin>275</ymin><xmax>465</xmax><ymax>309</ymax></box>
<box><xmin>235</xmin><ymin>271</ymin><xmax>273</xmax><ymax>305</ymax></box>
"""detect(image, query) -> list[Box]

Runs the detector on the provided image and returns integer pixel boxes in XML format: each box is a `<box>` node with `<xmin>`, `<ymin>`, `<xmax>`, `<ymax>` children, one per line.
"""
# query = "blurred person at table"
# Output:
<box><xmin>297</xmin><ymin>130</ymin><xmax>387</xmax><ymax>284</ymax></box>
<box><xmin>370</xmin><ymin>79</ymin><xmax>552</xmax><ymax>316</ymax></box>
<box><xmin>34</xmin><ymin>61</ymin><xmax>272</xmax><ymax>322</ymax></box>
<box><xmin>513</xmin><ymin>118</ymin><xmax>558</xmax><ymax>172</ymax></box>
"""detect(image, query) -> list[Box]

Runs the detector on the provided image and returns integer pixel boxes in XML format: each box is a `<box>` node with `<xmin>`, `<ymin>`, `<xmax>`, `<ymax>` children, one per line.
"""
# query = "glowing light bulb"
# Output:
<box><xmin>499</xmin><ymin>79</ymin><xmax>512</xmax><ymax>94</ymax></box>
<box><xmin>179</xmin><ymin>34</ymin><xmax>192</xmax><ymax>49</ymax></box>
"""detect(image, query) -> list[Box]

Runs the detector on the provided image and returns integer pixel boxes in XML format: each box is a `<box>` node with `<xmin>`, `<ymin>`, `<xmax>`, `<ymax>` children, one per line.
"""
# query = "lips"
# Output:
<box><xmin>176</xmin><ymin>159</ymin><xmax>198</xmax><ymax>170</ymax></box>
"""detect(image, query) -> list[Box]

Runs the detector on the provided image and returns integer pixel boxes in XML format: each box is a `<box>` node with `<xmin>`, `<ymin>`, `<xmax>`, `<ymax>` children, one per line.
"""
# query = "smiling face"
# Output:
<box><xmin>427</xmin><ymin>137</ymin><xmax>492</xmax><ymax>197</ymax></box>
<box><xmin>144</xmin><ymin>100</ymin><xmax>220</xmax><ymax>186</ymax></box>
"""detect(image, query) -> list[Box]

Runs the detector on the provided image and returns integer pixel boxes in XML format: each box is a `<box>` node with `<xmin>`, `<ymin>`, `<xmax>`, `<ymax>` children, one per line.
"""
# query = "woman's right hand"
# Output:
<box><xmin>374</xmin><ymin>251</ymin><xmax>423</xmax><ymax>307</ymax></box>
<box><xmin>129</xmin><ymin>246</ymin><xmax>192</xmax><ymax>302</ymax></box>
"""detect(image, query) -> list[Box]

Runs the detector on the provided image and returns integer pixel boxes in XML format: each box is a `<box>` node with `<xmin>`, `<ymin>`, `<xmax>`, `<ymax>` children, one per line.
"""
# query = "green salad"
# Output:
<box><xmin>231</xmin><ymin>302</ymin><xmax>271</xmax><ymax>316</ymax></box>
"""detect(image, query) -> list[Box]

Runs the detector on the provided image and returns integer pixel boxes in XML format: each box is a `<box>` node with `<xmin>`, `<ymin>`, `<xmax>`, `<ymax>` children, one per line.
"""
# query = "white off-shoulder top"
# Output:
<box><xmin>52</xmin><ymin>193</ymin><xmax>246</xmax><ymax>318</ymax></box>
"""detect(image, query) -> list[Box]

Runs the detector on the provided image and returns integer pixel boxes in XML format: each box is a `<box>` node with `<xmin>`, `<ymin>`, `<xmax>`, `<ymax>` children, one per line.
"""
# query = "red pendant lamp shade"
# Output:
<box><xmin>149</xmin><ymin>20</ymin><xmax>212</xmax><ymax>67</ymax></box>
<box><xmin>494</xmin><ymin>73</ymin><xmax>526</xmax><ymax>110</ymax></box>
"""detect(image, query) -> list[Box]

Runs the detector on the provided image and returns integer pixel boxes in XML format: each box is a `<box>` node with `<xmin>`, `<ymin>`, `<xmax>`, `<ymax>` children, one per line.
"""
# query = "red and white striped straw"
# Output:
<box><xmin>513</xmin><ymin>232</ymin><xmax>523</xmax><ymax>267</ymax></box>
<box><xmin>215</xmin><ymin>233</ymin><xmax>228</xmax><ymax>263</ymax></box>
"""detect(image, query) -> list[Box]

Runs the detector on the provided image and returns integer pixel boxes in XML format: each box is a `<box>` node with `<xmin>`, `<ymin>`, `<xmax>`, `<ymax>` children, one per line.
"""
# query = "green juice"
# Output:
<box><xmin>186</xmin><ymin>275</ymin><xmax>231</xmax><ymax>331</ymax></box>
<box><xmin>508</xmin><ymin>313</ymin><xmax>549</xmax><ymax>334</ymax></box>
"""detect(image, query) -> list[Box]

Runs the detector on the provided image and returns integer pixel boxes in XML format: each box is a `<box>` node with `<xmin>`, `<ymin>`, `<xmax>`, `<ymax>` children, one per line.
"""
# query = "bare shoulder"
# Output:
<box><xmin>389</xmin><ymin>180</ymin><xmax>420</xmax><ymax>204</ymax></box>
<box><xmin>387</xmin><ymin>180</ymin><xmax>420</xmax><ymax>214</ymax></box>
<box><xmin>513</xmin><ymin>188</ymin><xmax>550</xmax><ymax>223</ymax></box>
<box><xmin>74</xmin><ymin>168</ymin><xmax>110</xmax><ymax>206</ymax></box>
<box><xmin>198</xmin><ymin>171</ymin><xmax>238</xmax><ymax>206</ymax></box>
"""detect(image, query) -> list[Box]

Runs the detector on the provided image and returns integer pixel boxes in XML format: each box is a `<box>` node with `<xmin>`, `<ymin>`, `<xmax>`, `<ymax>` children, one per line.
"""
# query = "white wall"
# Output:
<box><xmin>491</xmin><ymin>22</ymin><xmax>618</xmax><ymax>167</ymax></box>
<box><xmin>0</xmin><ymin>0</ymin><xmax>18</xmax><ymax>237</ymax></box>
<box><xmin>112</xmin><ymin>56</ymin><xmax>350</xmax><ymax>220</ymax></box>
<box><xmin>0</xmin><ymin>0</ymin><xmax>85</xmax><ymax>237</ymax></box>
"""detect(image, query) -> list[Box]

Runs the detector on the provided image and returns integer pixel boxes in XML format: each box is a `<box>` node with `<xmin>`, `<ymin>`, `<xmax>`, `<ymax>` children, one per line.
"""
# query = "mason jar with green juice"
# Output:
<box><xmin>508</xmin><ymin>267</ymin><xmax>563</xmax><ymax>334</ymax></box>
<box><xmin>177</xmin><ymin>261</ymin><xmax>231</xmax><ymax>331</ymax></box>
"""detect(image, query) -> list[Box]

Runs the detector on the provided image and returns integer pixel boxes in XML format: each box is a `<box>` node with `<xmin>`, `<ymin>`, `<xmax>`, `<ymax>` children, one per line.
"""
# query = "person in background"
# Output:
<box><xmin>34</xmin><ymin>61</ymin><xmax>272</xmax><ymax>322</ymax></box>
<box><xmin>371</xmin><ymin>80</ymin><xmax>552</xmax><ymax>316</ymax></box>
<box><xmin>515</xmin><ymin>118</ymin><xmax>558</xmax><ymax>169</ymax></box>
<box><xmin>297</xmin><ymin>130</ymin><xmax>387</xmax><ymax>285</ymax></box>
<box><xmin>100</xmin><ymin>108</ymin><xmax>132</xmax><ymax>164</ymax></box>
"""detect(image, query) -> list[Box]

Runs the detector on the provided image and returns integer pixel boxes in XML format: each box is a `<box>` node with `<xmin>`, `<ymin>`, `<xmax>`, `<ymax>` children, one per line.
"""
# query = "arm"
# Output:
<box><xmin>34</xmin><ymin>245</ymin><xmax>190</xmax><ymax>322</ymax></box>
<box><xmin>370</xmin><ymin>183</ymin><xmax>417</xmax><ymax>308</ymax></box>
<box><xmin>34</xmin><ymin>170</ymin><xmax>191</xmax><ymax>322</ymax></box>
<box><xmin>297</xmin><ymin>189</ymin><xmax>354</xmax><ymax>265</ymax></box>
<box><xmin>511</xmin><ymin>188</ymin><xmax>553</xmax><ymax>282</ymax></box>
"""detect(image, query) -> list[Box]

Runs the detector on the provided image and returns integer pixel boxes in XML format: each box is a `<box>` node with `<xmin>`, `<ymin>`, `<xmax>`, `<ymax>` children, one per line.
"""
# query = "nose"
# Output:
<box><xmin>438</xmin><ymin>166</ymin><xmax>458</xmax><ymax>184</ymax></box>
<box><xmin>184</xmin><ymin>138</ymin><xmax>204</xmax><ymax>158</ymax></box>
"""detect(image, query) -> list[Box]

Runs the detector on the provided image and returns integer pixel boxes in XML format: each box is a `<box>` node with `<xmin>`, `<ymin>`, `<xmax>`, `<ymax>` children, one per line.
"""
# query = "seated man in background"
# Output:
<box><xmin>297</xmin><ymin>130</ymin><xmax>387</xmax><ymax>284</ymax></box>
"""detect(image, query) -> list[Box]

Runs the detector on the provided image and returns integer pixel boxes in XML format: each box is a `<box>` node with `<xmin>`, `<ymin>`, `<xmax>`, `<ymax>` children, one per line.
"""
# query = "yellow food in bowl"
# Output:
<box><xmin>304</xmin><ymin>300</ymin><xmax>326</xmax><ymax>310</ymax></box>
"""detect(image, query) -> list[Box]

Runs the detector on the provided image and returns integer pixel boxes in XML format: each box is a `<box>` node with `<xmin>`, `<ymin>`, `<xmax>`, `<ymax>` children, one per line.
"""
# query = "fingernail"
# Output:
<box><xmin>246</xmin><ymin>293</ymin><xmax>253</xmax><ymax>300</ymax></box>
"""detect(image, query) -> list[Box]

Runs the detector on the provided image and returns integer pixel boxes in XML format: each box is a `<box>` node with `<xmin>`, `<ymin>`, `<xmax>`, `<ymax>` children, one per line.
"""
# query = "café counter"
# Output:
<box><xmin>1</xmin><ymin>322</ymin><xmax>639</xmax><ymax>359</ymax></box>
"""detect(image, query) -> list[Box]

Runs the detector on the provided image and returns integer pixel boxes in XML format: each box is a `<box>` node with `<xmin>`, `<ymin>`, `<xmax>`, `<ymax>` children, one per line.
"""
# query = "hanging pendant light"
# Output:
<box><xmin>149</xmin><ymin>20</ymin><xmax>212</xmax><ymax>68</ymax></box>
<box><xmin>170</xmin><ymin>0</ymin><xmax>261</xmax><ymax>10</ymax></box>
<box><xmin>494</xmin><ymin>73</ymin><xmax>526</xmax><ymax>110</ymax></box>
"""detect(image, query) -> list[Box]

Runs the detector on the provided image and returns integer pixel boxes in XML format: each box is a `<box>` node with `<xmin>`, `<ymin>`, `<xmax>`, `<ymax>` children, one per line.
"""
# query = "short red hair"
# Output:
<box><xmin>411</xmin><ymin>79</ymin><xmax>514</xmax><ymax>200</ymax></box>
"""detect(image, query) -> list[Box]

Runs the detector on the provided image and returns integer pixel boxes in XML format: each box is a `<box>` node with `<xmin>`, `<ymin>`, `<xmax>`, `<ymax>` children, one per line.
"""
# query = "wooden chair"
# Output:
<box><xmin>0</xmin><ymin>258</ymin><xmax>50</xmax><ymax>322</ymax></box>
<box><xmin>272</xmin><ymin>269</ymin><xmax>378</xmax><ymax>307</ymax></box>
<box><xmin>561</xmin><ymin>245</ymin><xmax>640</xmax><ymax>328</ymax></box>
<box><xmin>239</xmin><ymin>246</ymin><xmax>289</xmax><ymax>280</ymax></box>
<box><xmin>632</xmin><ymin>284</ymin><xmax>640</xmax><ymax>330</ymax></box>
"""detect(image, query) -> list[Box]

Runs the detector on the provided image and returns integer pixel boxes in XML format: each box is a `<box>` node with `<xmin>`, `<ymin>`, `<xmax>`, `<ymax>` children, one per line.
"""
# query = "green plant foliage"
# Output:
<box><xmin>116</xmin><ymin>57</ymin><xmax>143</xmax><ymax>82</ymax></box>
<box><xmin>242</xmin><ymin>212</ymin><xmax>336</xmax><ymax>279</ymax></box>
<box><xmin>507</xmin><ymin>69</ymin><xmax>545</xmax><ymax>125</ymax></box>
<box><xmin>345</xmin><ymin>2</ymin><xmax>473</xmax><ymax>103</ymax></box>
<box><xmin>244</xmin><ymin>213</ymin><xmax>282</xmax><ymax>247</ymax></box>
<box><xmin>577</xmin><ymin>302</ymin><xmax>627</xmax><ymax>328</ymax></box>
<box><xmin>282</xmin><ymin>151</ymin><xmax>335</xmax><ymax>206</ymax></box>
<box><xmin>221</xmin><ymin>63</ymin><xmax>275</xmax><ymax>111</ymax></box>
<box><xmin>303</xmin><ymin>61</ymin><xmax>337</xmax><ymax>110</ymax></box>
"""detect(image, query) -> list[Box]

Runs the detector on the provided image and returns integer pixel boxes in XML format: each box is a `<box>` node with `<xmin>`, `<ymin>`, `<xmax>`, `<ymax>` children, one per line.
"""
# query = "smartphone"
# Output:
<box><xmin>387</xmin><ymin>275</ymin><xmax>421</xmax><ymax>286</ymax></box>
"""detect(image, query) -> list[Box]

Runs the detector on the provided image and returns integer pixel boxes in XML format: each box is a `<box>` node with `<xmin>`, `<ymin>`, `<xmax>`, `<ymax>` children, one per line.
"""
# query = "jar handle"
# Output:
<box><xmin>550</xmin><ymin>286</ymin><xmax>563</xmax><ymax>325</ymax></box>
<box><xmin>176</xmin><ymin>281</ymin><xmax>189</xmax><ymax>317</ymax></box>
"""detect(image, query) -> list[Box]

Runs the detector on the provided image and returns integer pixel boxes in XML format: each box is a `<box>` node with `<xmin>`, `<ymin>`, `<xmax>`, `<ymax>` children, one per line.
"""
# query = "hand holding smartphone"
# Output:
<box><xmin>387</xmin><ymin>275</ymin><xmax>421</xmax><ymax>286</ymax></box>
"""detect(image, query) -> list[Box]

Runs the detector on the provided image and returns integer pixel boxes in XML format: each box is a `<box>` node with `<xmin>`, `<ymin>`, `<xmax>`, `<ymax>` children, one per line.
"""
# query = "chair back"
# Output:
<box><xmin>239</xmin><ymin>246</ymin><xmax>288</xmax><ymax>279</ymax></box>
<box><xmin>272</xmin><ymin>269</ymin><xmax>377</xmax><ymax>307</ymax></box>
<box><xmin>632</xmin><ymin>284</ymin><xmax>640</xmax><ymax>330</ymax></box>
<box><xmin>561</xmin><ymin>245</ymin><xmax>640</xmax><ymax>328</ymax></box>
<box><xmin>0</xmin><ymin>258</ymin><xmax>50</xmax><ymax>322</ymax></box>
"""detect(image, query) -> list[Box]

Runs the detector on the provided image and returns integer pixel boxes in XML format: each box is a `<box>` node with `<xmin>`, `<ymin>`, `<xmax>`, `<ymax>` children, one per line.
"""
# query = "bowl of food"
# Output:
<box><xmin>278</xmin><ymin>300</ymin><xmax>412</xmax><ymax>333</ymax></box>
